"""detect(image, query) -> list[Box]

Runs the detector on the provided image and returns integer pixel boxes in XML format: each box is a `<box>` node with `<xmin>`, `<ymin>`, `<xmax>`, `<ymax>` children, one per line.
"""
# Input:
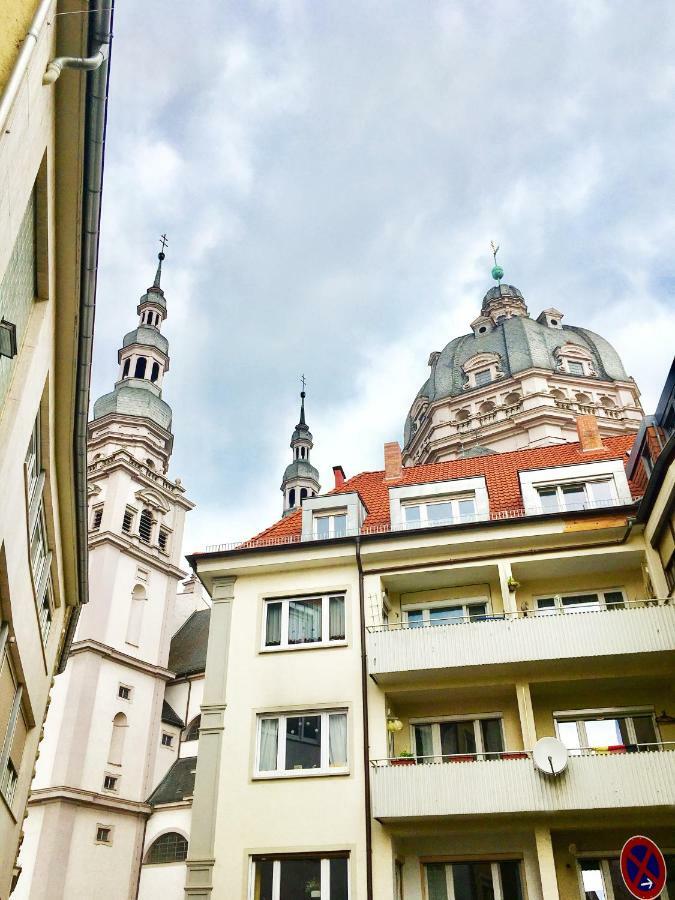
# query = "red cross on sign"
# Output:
<box><xmin>620</xmin><ymin>835</ymin><xmax>667</xmax><ymax>900</ymax></box>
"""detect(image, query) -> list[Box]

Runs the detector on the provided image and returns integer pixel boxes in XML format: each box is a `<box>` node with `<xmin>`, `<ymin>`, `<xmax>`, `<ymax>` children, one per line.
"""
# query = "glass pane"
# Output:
<box><xmin>279</xmin><ymin>859</ymin><xmax>321</xmax><ymax>900</ymax></box>
<box><xmin>604</xmin><ymin>591</ymin><xmax>625</xmax><ymax>609</ymax></box>
<box><xmin>591</xmin><ymin>480</ymin><xmax>615</xmax><ymax>508</ymax></box>
<box><xmin>499</xmin><ymin>861</ymin><xmax>523</xmax><ymax>900</ymax></box>
<box><xmin>568</xmin><ymin>361</ymin><xmax>584</xmax><ymax>376</ymax></box>
<box><xmin>468</xmin><ymin>603</ymin><xmax>488</xmax><ymax>620</ymax></box>
<box><xmin>328</xmin><ymin>713</ymin><xmax>347</xmax><ymax>767</ymax></box>
<box><xmin>480</xmin><ymin>719</ymin><xmax>504</xmax><ymax>756</ymax></box>
<box><xmin>458</xmin><ymin>497</ymin><xmax>476</xmax><ymax>521</ymax></box>
<box><xmin>561</xmin><ymin>484</ymin><xmax>587</xmax><ymax>511</ymax></box>
<box><xmin>334</xmin><ymin>514</ymin><xmax>347</xmax><ymax>537</ymax></box>
<box><xmin>441</xmin><ymin>721</ymin><xmax>476</xmax><ymax>757</ymax></box>
<box><xmin>329</xmin><ymin>596</ymin><xmax>345</xmax><ymax>640</ymax></box>
<box><xmin>430</xmin><ymin>606</ymin><xmax>464</xmax><ymax>626</ymax></box>
<box><xmin>608</xmin><ymin>859</ymin><xmax>639</xmax><ymax>900</ymax></box>
<box><xmin>330</xmin><ymin>858</ymin><xmax>349</xmax><ymax>900</ymax></box>
<box><xmin>404</xmin><ymin>505</ymin><xmax>421</xmax><ymax>524</ymax></box>
<box><xmin>427</xmin><ymin>502</ymin><xmax>454</xmax><ymax>524</ymax></box>
<box><xmin>288</xmin><ymin>599</ymin><xmax>322</xmax><ymax>644</ymax></box>
<box><xmin>536</xmin><ymin>598</ymin><xmax>557</xmax><ymax>615</ymax></box>
<box><xmin>406</xmin><ymin>610</ymin><xmax>423</xmax><ymax>628</ymax></box>
<box><xmin>475</xmin><ymin>370</ymin><xmax>491</xmax><ymax>386</ymax></box>
<box><xmin>258</xmin><ymin>718</ymin><xmax>279</xmax><ymax>771</ymax></box>
<box><xmin>453</xmin><ymin>862</ymin><xmax>495</xmax><ymax>900</ymax></box>
<box><xmin>285</xmin><ymin>715</ymin><xmax>321</xmax><ymax>770</ymax></box>
<box><xmin>265</xmin><ymin>602</ymin><xmax>282</xmax><ymax>646</ymax></box>
<box><xmin>414</xmin><ymin>724</ymin><xmax>434</xmax><ymax>761</ymax></box>
<box><xmin>538</xmin><ymin>488</ymin><xmax>559</xmax><ymax>514</ymax></box>
<box><xmin>562</xmin><ymin>593</ymin><xmax>601</xmax><ymax>612</ymax></box>
<box><xmin>585</xmin><ymin>718</ymin><xmax>623</xmax><ymax>747</ymax></box>
<box><xmin>426</xmin><ymin>863</ymin><xmax>449</xmax><ymax>900</ymax></box>
<box><xmin>633</xmin><ymin>715</ymin><xmax>657</xmax><ymax>748</ymax></box>
<box><xmin>557</xmin><ymin>721</ymin><xmax>581</xmax><ymax>751</ymax></box>
<box><xmin>579</xmin><ymin>859</ymin><xmax>607</xmax><ymax>900</ymax></box>
<box><xmin>316</xmin><ymin>516</ymin><xmax>329</xmax><ymax>539</ymax></box>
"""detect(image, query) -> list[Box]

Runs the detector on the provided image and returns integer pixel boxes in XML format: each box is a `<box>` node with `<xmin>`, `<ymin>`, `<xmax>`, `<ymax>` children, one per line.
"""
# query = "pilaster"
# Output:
<box><xmin>515</xmin><ymin>681</ymin><xmax>537</xmax><ymax>748</ymax></box>
<box><xmin>534</xmin><ymin>826</ymin><xmax>561</xmax><ymax>900</ymax></box>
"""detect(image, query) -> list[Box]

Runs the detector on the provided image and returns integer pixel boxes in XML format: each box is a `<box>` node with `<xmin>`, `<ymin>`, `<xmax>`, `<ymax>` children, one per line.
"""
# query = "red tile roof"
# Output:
<box><xmin>246</xmin><ymin>433</ymin><xmax>639</xmax><ymax>547</ymax></box>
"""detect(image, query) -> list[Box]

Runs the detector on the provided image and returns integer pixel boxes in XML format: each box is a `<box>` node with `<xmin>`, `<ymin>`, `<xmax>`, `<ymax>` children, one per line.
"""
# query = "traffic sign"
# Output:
<box><xmin>620</xmin><ymin>835</ymin><xmax>667</xmax><ymax>900</ymax></box>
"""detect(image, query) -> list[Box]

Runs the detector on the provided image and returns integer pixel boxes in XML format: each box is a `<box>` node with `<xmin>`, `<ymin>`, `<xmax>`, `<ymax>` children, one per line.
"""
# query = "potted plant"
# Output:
<box><xmin>306</xmin><ymin>878</ymin><xmax>321</xmax><ymax>898</ymax></box>
<box><xmin>507</xmin><ymin>576</ymin><xmax>520</xmax><ymax>592</ymax></box>
<box><xmin>391</xmin><ymin>751</ymin><xmax>416</xmax><ymax>767</ymax></box>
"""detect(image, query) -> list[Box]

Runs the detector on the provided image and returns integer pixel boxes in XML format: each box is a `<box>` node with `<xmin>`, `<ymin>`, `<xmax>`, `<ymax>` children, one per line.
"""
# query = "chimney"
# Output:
<box><xmin>384</xmin><ymin>441</ymin><xmax>402</xmax><ymax>480</ymax></box>
<box><xmin>332</xmin><ymin>465</ymin><xmax>346</xmax><ymax>489</ymax></box>
<box><xmin>576</xmin><ymin>414</ymin><xmax>603</xmax><ymax>452</ymax></box>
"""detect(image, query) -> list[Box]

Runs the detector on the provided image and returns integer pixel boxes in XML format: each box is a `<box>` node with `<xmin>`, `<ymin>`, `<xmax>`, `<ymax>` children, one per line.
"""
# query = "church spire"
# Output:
<box><xmin>280</xmin><ymin>380</ymin><xmax>321</xmax><ymax>516</ymax></box>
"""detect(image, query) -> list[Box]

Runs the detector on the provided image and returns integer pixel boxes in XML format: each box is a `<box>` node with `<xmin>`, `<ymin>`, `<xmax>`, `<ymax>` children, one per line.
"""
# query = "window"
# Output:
<box><xmin>108</xmin><ymin>712</ymin><xmax>127</xmax><ymax>765</ymax></box>
<box><xmin>412</xmin><ymin>716</ymin><xmax>504</xmax><ymax>762</ymax></box>
<box><xmin>1</xmin><ymin>759</ymin><xmax>18</xmax><ymax>806</ymax></box>
<box><xmin>103</xmin><ymin>774</ymin><xmax>118</xmax><ymax>791</ymax></box>
<box><xmin>134</xmin><ymin>357</ymin><xmax>147</xmax><ymax>379</ymax></box>
<box><xmin>126</xmin><ymin>585</ymin><xmax>146</xmax><ymax>646</ymax></box>
<box><xmin>150</xmin><ymin>361</ymin><xmax>160</xmax><ymax>382</ymax></box>
<box><xmin>161</xmin><ymin>732</ymin><xmax>173</xmax><ymax>747</ymax></box>
<box><xmin>425</xmin><ymin>860</ymin><xmax>523</xmax><ymax>900</ymax></box>
<box><xmin>25</xmin><ymin>417</ymin><xmax>41</xmax><ymax>503</ymax></box>
<box><xmin>535</xmin><ymin>590</ymin><xmax>625</xmax><ymax>615</ymax></box>
<box><xmin>118</xmin><ymin>685</ymin><xmax>131</xmax><ymax>701</ymax></box>
<box><xmin>263</xmin><ymin>594</ymin><xmax>346</xmax><ymax>649</ymax></box>
<box><xmin>402</xmin><ymin>495</ymin><xmax>476</xmax><ymax>528</ymax></box>
<box><xmin>314</xmin><ymin>512</ymin><xmax>347</xmax><ymax>539</ymax></box>
<box><xmin>91</xmin><ymin>505</ymin><xmax>103</xmax><ymax>531</ymax></box>
<box><xmin>579</xmin><ymin>856</ymin><xmax>675</xmax><ymax>900</ymax></box>
<box><xmin>122</xmin><ymin>507</ymin><xmax>136</xmax><ymax>534</ymax></box>
<box><xmin>475</xmin><ymin>369</ymin><xmax>491</xmax><ymax>387</ymax></box>
<box><xmin>158</xmin><ymin>527</ymin><xmax>169</xmax><ymax>553</ymax></box>
<box><xmin>122</xmin><ymin>358</ymin><xmax>130</xmax><ymax>378</ymax></box>
<box><xmin>0</xmin><ymin>659</ymin><xmax>25</xmax><ymax>809</ymax></box>
<box><xmin>38</xmin><ymin>580</ymin><xmax>52</xmax><ymax>642</ymax></box>
<box><xmin>145</xmin><ymin>832</ymin><xmax>188</xmax><ymax>865</ymax></box>
<box><xmin>95</xmin><ymin>826</ymin><xmax>112</xmax><ymax>845</ymax></box>
<box><xmin>288</xmin><ymin>488</ymin><xmax>296</xmax><ymax>507</ymax></box>
<box><xmin>256</xmin><ymin>710</ymin><xmax>348</xmax><ymax>777</ymax></box>
<box><xmin>536</xmin><ymin>479</ymin><xmax>616</xmax><ymax>513</ymax></box>
<box><xmin>185</xmin><ymin>716</ymin><xmax>200</xmax><ymax>741</ymax></box>
<box><xmin>567</xmin><ymin>360</ymin><xmax>585</xmax><ymax>376</ymax></box>
<box><xmin>556</xmin><ymin>709</ymin><xmax>659</xmax><ymax>754</ymax></box>
<box><xmin>403</xmin><ymin>599</ymin><xmax>490</xmax><ymax>628</ymax></box>
<box><xmin>138</xmin><ymin>509</ymin><xmax>153</xmax><ymax>543</ymax></box>
<box><xmin>252</xmin><ymin>855</ymin><xmax>348</xmax><ymax>900</ymax></box>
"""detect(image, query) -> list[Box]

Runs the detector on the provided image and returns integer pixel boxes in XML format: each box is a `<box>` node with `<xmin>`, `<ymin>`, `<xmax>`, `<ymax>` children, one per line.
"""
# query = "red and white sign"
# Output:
<box><xmin>620</xmin><ymin>835</ymin><xmax>667</xmax><ymax>900</ymax></box>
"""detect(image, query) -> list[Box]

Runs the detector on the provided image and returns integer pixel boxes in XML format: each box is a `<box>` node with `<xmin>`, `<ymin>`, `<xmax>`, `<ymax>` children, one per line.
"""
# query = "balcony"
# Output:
<box><xmin>370</xmin><ymin>746</ymin><xmax>675</xmax><ymax>821</ymax></box>
<box><xmin>367</xmin><ymin>602</ymin><xmax>675</xmax><ymax>684</ymax></box>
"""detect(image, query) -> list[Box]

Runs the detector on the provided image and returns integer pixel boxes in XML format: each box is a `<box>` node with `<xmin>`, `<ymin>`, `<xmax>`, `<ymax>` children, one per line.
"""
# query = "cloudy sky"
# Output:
<box><xmin>91</xmin><ymin>0</ymin><xmax>675</xmax><ymax>555</ymax></box>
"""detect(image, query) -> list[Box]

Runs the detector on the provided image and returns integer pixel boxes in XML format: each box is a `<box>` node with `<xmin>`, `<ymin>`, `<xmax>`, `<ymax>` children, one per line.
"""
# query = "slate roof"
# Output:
<box><xmin>92</xmin><ymin>383</ymin><xmax>172</xmax><ymax>430</ymax></box>
<box><xmin>147</xmin><ymin>756</ymin><xmax>197</xmax><ymax>806</ymax></box>
<box><xmin>168</xmin><ymin>609</ymin><xmax>211</xmax><ymax>677</ymax></box>
<box><xmin>161</xmin><ymin>700</ymin><xmax>184</xmax><ymax>729</ymax></box>
<box><xmin>244</xmin><ymin>432</ymin><xmax>639</xmax><ymax>548</ymax></box>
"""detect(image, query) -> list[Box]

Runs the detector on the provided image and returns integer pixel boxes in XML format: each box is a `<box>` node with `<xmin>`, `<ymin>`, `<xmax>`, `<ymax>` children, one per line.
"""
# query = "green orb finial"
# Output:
<box><xmin>490</xmin><ymin>240</ymin><xmax>503</xmax><ymax>282</ymax></box>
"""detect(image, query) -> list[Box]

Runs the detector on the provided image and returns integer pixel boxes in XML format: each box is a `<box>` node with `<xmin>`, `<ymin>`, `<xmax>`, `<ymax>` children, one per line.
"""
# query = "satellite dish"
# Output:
<box><xmin>533</xmin><ymin>737</ymin><xmax>569</xmax><ymax>776</ymax></box>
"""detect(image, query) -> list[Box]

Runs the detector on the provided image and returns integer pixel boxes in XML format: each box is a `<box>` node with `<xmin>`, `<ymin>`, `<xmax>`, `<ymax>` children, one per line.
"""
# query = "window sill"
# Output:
<box><xmin>260</xmin><ymin>641</ymin><xmax>348</xmax><ymax>654</ymax></box>
<box><xmin>253</xmin><ymin>768</ymin><xmax>350</xmax><ymax>781</ymax></box>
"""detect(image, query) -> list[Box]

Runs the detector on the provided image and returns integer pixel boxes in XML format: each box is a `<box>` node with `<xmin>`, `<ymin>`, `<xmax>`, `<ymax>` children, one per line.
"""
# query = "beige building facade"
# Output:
<box><xmin>0</xmin><ymin>0</ymin><xmax>112</xmax><ymax>894</ymax></box>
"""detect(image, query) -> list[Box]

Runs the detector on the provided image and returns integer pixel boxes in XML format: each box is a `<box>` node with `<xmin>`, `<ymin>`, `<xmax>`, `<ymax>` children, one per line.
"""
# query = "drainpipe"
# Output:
<box><xmin>355</xmin><ymin>536</ymin><xmax>374</xmax><ymax>900</ymax></box>
<box><xmin>0</xmin><ymin>0</ymin><xmax>52</xmax><ymax>134</ymax></box>
<box><xmin>42</xmin><ymin>41</ymin><xmax>109</xmax><ymax>84</ymax></box>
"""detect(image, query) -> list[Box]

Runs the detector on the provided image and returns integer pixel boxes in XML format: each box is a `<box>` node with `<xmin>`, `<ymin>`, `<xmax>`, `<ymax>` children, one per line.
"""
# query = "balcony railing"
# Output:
<box><xmin>370</xmin><ymin>744</ymin><xmax>675</xmax><ymax>820</ymax></box>
<box><xmin>367</xmin><ymin>601</ymin><xmax>675</xmax><ymax>681</ymax></box>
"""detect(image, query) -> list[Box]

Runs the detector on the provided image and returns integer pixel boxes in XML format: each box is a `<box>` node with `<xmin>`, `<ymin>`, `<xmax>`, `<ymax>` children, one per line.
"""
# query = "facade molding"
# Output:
<box><xmin>68</xmin><ymin>639</ymin><xmax>175</xmax><ymax>680</ymax></box>
<box><xmin>88</xmin><ymin>530</ymin><xmax>188</xmax><ymax>578</ymax></box>
<box><xmin>27</xmin><ymin>786</ymin><xmax>152</xmax><ymax>817</ymax></box>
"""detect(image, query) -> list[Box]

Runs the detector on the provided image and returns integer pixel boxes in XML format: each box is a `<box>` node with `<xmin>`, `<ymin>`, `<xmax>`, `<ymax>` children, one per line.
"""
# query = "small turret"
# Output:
<box><xmin>280</xmin><ymin>384</ymin><xmax>321</xmax><ymax>516</ymax></box>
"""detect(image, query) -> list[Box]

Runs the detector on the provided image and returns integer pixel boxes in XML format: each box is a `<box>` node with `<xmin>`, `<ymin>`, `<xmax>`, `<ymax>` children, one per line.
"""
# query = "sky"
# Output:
<box><xmin>91</xmin><ymin>0</ymin><xmax>675</xmax><ymax>556</ymax></box>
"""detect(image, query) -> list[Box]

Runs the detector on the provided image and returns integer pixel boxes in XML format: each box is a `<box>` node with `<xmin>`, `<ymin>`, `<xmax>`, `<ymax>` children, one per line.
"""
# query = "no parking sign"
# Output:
<box><xmin>620</xmin><ymin>835</ymin><xmax>667</xmax><ymax>900</ymax></box>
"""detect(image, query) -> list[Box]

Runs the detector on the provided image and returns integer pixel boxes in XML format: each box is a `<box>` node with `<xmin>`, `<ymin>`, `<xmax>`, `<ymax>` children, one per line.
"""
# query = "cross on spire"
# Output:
<box><xmin>159</xmin><ymin>233</ymin><xmax>169</xmax><ymax>254</ymax></box>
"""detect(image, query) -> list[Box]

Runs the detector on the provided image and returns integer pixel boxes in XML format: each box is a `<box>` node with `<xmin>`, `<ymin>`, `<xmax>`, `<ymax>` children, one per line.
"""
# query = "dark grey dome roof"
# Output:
<box><xmin>123</xmin><ymin>325</ymin><xmax>169</xmax><ymax>355</ymax></box>
<box><xmin>481</xmin><ymin>283</ymin><xmax>525</xmax><ymax>309</ymax></box>
<box><xmin>137</xmin><ymin>285</ymin><xmax>167</xmax><ymax>312</ymax></box>
<box><xmin>282</xmin><ymin>459</ymin><xmax>319</xmax><ymax>484</ymax></box>
<box><xmin>457</xmin><ymin>445</ymin><xmax>497</xmax><ymax>458</ymax></box>
<box><xmin>93</xmin><ymin>383</ymin><xmax>172</xmax><ymax>430</ymax></box>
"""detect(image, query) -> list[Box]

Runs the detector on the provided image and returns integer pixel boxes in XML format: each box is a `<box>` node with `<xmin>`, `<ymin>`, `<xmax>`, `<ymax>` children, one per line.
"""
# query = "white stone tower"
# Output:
<box><xmin>280</xmin><ymin>389</ymin><xmax>321</xmax><ymax>516</ymax></box>
<box><xmin>16</xmin><ymin>250</ymin><xmax>194</xmax><ymax>900</ymax></box>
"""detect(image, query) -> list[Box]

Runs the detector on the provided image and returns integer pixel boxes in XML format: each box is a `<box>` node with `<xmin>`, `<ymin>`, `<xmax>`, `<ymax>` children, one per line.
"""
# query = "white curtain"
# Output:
<box><xmin>329</xmin><ymin>596</ymin><xmax>345</xmax><ymax>640</ymax></box>
<box><xmin>259</xmin><ymin>718</ymin><xmax>279</xmax><ymax>771</ymax></box>
<box><xmin>265</xmin><ymin>603</ymin><xmax>282</xmax><ymax>645</ymax></box>
<box><xmin>414</xmin><ymin>724</ymin><xmax>433</xmax><ymax>761</ymax></box>
<box><xmin>329</xmin><ymin>713</ymin><xmax>347</xmax><ymax>767</ymax></box>
<box><xmin>288</xmin><ymin>600</ymin><xmax>321</xmax><ymax>643</ymax></box>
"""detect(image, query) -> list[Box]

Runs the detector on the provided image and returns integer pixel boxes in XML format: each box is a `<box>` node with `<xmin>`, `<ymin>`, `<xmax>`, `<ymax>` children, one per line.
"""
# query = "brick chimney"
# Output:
<box><xmin>384</xmin><ymin>441</ymin><xmax>402</xmax><ymax>480</ymax></box>
<box><xmin>576</xmin><ymin>414</ymin><xmax>603</xmax><ymax>452</ymax></box>
<box><xmin>332</xmin><ymin>465</ymin><xmax>346</xmax><ymax>489</ymax></box>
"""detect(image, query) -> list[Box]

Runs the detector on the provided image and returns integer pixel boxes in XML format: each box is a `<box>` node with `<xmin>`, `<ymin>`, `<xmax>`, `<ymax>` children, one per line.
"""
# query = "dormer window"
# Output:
<box><xmin>475</xmin><ymin>370</ymin><xmax>491</xmax><ymax>387</ymax></box>
<box><xmin>567</xmin><ymin>360</ymin><xmax>585</xmax><ymax>376</ymax></box>
<box><xmin>536</xmin><ymin>479</ymin><xmax>615</xmax><ymax>513</ymax></box>
<box><xmin>315</xmin><ymin>511</ymin><xmax>347</xmax><ymax>539</ymax></box>
<box><xmin>403</xmin><ymin>494</ymin><xmax>476</xmax><ymax>528</ymax></box>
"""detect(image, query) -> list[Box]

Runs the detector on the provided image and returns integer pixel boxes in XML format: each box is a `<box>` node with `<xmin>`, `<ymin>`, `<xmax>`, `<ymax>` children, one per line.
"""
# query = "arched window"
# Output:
<box><xmin>288</xmin><ymin>488</ymin><xmax>296</xmax><ymax>507</ymax></box>
<box><xmin>600</xmin><ymin>395</ymin><xmax>616</xmax><ymax>408</ymax></box>
<box><xmin>150</xmin><ymin>362</ymin><xmax>160</xmax><ymax>383</ymax></box>
<box><xmin>478</xmin><ymin>400</ymin><xmax>495</xmax><ymax>414</ymax></box>
<box><xmin>185</xmin><ymin>716</ymin><xmax>201</xmax><ymax>741</ymax></box>
<box><xmin>300</xmin><ymin>447</ymin><xmax>306</xmax><ymax>459</ymax></box>
<box><xmin>503</xmin><ymin>392</ymin><xmax>521</xmax><ymax>405</ymax></box>
<box><xmin>145</xmin><ymin>832</ymin><xmax>188</xmax><ymax>865</ymax></box>
<box><xmin>455</xmin><ymin>409</ymin><xmax>470</xmax><ymax>422</ymax></box>
<box><xmin>122</xmin><ymin>359</ymin><xmax>130</xmax><ymax>378</ymax></box>
<box><xmin>138</xmin><ymin>509</ymin><xmax>153</xmax><ymax>543</ymax></box>
<box><xmin>300</xmin><ymin>488</ymin><xmax>308</xmax><ymax>503</ymax></box>
<box><xmin>550</xmin><ymin>389</ymin><xmax>566</xmax><ymax>400</ymax></box>
<box><xmin>108</xmin><ymin>712</ymin><xmax>127</xmax><ymax>765</ymax></box>
<box><xmin>575</xmin><ymin>392</ymin><xmax>591</xmax><ymax>405</ymax></box>
<box><xmin>134</xmin><ymin>357</ymin><xmax>147</xmax><ymax>379</ymax></box>
<box><xmin>126</xmin><ymin>584</ymin><xmax>146</xmax><ymax>646</ymax></box>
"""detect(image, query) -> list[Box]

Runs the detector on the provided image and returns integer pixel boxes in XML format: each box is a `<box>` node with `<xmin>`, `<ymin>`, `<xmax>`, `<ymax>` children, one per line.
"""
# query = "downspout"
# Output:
<box><xmin>43</xmin><ymin>42</ymin><xmax>109</xmax><ymax>84</ymax></box>
<box><xmin>355</xmin><ymin>536</ymin><xmax>374</xmax><ymax>900</ymax></box>
<box><xmin>134</xmin><ymin>815</ymin><xmax>149</xmax><ymax>898</ymax></box>
<box><xmin>0</xmin><ymin>0</ymin><xmax>52</xmax><ymax>134</ymax></box>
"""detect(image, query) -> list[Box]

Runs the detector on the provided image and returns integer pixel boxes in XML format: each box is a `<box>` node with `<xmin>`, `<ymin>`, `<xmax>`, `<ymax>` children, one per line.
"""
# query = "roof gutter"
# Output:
<box><xmin>58</xmin><ymin>0</ymin><xmax>114</xmax><ymax>671</ymax></box>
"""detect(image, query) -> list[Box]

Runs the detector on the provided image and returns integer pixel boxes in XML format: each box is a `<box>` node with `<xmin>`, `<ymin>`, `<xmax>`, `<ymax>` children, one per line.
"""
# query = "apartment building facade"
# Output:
<box><xmin>0</xmin><ymin>0</ymin><xmax>112</xmax><ymax>893</ymax></box>
<box><xmin>187</xmin><ymin>407</ymin><xmax>675</xmax><ymax>900</ymax></box>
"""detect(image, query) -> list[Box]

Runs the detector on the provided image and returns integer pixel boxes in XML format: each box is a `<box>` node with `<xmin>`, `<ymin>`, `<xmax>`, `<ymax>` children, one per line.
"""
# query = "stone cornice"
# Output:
<box><xmin>69</xmin><ymin>638</ymin><xmax>175</xmax><ymax>680</ymax></box>
<box><xmin>151</xmin><ymin>799</ymin><xmax>193</xmax><ymax>810</ymax></box>
<box><xmin>88</xmin><ymin>530</ymin><xmax>189</xmax><ymax>578</ymax></box>
<box><xmin>28</xmin><ymin>785</ymin><xmax>152</xmax><ymax>817</ymax></box>
<box><xmin>88</xmin><ymin>454</ymin><xmax>194</xmax><ymax>512</ymax></box>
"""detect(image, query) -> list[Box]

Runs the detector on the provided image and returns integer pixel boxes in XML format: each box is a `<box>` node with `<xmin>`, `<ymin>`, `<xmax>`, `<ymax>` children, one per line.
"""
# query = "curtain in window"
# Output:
<box><xmin>259</xmin><ymin>718</ymin><xmax>279</xmax><ymax>771</ymax></box>
<box><xmin>329</xmin><ymin>596</ymin><xmax>345</xmax><ymax>640</ymax></box>
<box><xmin>288</xmin><ymin>599</ymin><xmax>321</xmax><ymax>643</ymax></box>
<box><xmin>329</xmin><ymin>713</ymin><xmax>347</xmax><ymax>766</ymax></box>
<box><xmin>265</xmin><ymin>603</ymin><xmax>282</xmax><ymax>646</ymax></box>
<box><xmin>414</xmin><ymin>724</ymin><xmax>434</xmax><ymax>760</ymax></box>
<box><xmin>426</xmin><ymin>864</ymin><xmax>449</xmax><ymax>900</ymax></box>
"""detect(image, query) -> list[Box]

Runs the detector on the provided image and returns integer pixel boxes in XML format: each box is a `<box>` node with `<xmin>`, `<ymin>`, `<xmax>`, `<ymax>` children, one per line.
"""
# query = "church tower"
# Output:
<box><xmin>280</xmin><ymin>389</ymin><xmax>321</xmax><ymax>515</ymax></box>
<box><xmin>16</xmin><ymin>250</ymin><xmax>194</xmax><ymax>900</ymax></box>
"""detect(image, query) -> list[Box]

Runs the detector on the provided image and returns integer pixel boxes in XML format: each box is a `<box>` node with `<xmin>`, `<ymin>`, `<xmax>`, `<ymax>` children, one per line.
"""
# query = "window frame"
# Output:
<box><xmin>534</xmin><ymin>477</ymin><xmax>618</xmax><ymax>513</ymax></box>
<box><xmin>103</xmin><ymin>774</ymin><xmax>118</xmax><ymax>792</ymax></box>
<box><xmin>118</xmin><ymin>684</ymin><xmax>132</xmax><ymax>701</ymax></box>
<box><xmin>122</xmin><ymin>506</ymin><xmax>137</xmax><ymax>535</ymax></box>
<box><xmin>534</xmin><ymin>588</ymin><xmax>626</xmax><ymax>615</ymax></box>
<box><xmin>402</xmin><ymin>596</ymin><xmax>491</xmax><ymax>627</ymax></box>
<box><xmin>474</xmin><ymin>368</ymin><xmax>492</xmax><ymax>387</ymax></box>
<box><xmin>401</xmin><ymin>493</ymin><xmax>477</xmax><ymax>529</ymax></box>
<box><xmin>424</xmin><ymin>859</ymin><xmax>524</xmax><ymax>900</ymax></box>
<box><xmin>95</xmin><ymin>824</ymin><xmax>113</xmax><ymax>845</ymax></box>
<box><xmin>90</xmin><ymin>504</ymin><xmax>104</xmax><ymax>531</ymax></box>
<box><xmin>554</xmin><ymin>706</ymin><xmax>661</xmax><ymax>752</ymax></box>
<box><xmin>261</xmin><ymin>594</ymin><xmax>347</xmax><ymax>652</ymax></box>
<box><xmin>161</xmin><ymin>732</ymin><xmax>174</xmax><ymax>748</ymax></box>
<box><xmin>144</xmin><ymin>831</ymin><xmax>189</xmax><ymax>866</ymax></box>
<box><xmin>249</xmin><ymin>853</ymin><xmax>349</xmax><ymax>900</ymax></box>
<box><xmin>254</xmin><ymin>709</ymin><xmax>349</xmax><ymax>779</ymax></box>
<box><xmin>313</xmin><ymin>511</ymin><xmax>348</xmax><ymax>540</ymax></box>
<box><xmin>410</xmin><ymin>713</ymin><xmax>505</xmax><ymax>762</ymax></box>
